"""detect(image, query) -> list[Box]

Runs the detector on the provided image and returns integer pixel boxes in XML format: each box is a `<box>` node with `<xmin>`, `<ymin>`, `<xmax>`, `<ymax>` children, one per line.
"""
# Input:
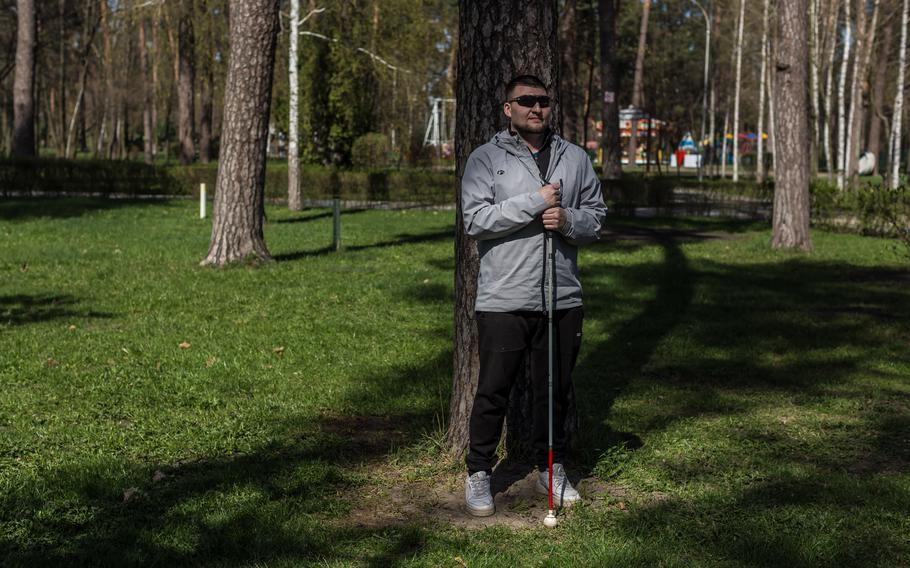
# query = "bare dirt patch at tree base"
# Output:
<box><xmin>346</xmin><ymin>459</ymin><xmax>630</xmax><ymax>530</ymax></box>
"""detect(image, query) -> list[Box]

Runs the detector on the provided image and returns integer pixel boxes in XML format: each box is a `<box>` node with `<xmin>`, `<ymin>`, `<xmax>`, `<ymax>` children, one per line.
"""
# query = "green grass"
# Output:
<box><xmin>1</xmin><ymin>199</ymin><xmax>908</xmax><ymax>566</ymax></box>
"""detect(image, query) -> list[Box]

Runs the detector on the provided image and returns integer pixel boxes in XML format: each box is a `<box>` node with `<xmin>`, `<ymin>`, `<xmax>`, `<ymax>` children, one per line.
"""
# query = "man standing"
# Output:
<box><xmin>461</xmin><ymin>75</ymin><xmax>606</xmax><ymax>516</ymax></box>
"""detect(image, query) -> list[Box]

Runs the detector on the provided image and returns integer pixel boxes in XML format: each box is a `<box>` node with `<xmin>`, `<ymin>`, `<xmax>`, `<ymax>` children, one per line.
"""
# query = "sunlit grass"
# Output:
<box><xmin>1</xmin><ymin>199</ymin><xmax>908</xmax><ymax>566</ymax></box>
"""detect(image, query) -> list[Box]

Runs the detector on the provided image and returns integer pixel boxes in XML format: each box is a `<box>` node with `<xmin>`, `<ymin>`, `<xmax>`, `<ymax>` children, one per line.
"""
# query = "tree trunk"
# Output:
<box><xmin>757</xmin><ymin>0</ymin><xmax>771</xmax><ymax>183</ymax></box>
<box><xmin>628</xmin><ymin>0</ymin><xmax>650</xmax><ymax>169</ymax></box>
<box><xmin>709</xmin><ymin>76</ymin><xmax>716</xmax><ymax>175</ymax></box>
<box><xmin>869</xmin><ymin>17</ymin><xmax>893</xmax><ymax>176</ymax></box>
<box><xmin>449</xmin><ymin>0</ymin><xmax>560</xmax><ymax>459</ymax></box>
<box><xmin>288</xmin><ymin>0</ymin><xmax>302</xmax><ymax>210</ymax></box>
<box><xmin>140</xmin><ymin>19</ymin><xmax>154</xmax><ymax>164</ymax></box>
<box><xmin>201</xmin><ymin>0</ymin><xmax>280</xmax><ymax>266</ymax></box>
<box><xmin>772</xmin><ymin>0</ymin><xmax>812</xmax><ymax>250</ymax></box>
<box><xmin>693</xmin><ymin>0</ymin><xmax>711</xmax><ymax>182</ymax></box>
<box><xmin>721</xmin><ymin>108</ymin><xmax>729</xmax><ymax>177</ymax></box>
<box><xmin>600</xmin><ymin>0</ymin><xmax>622</xmax><ymax>179</ymax></box>
<box><xmin>823</xmin><ymin>0</ymin><xmax>840</xmax><ymax>180</ymax></box>
<box><xmin>178</xmin><ymin>10</ymin><xmax>196</xmax><ymax>165</ymax></box>
<box><xmin>732</xmin><ymin>0</ymin><xmax>745</xmax><ymax>181</ymax></box>
<box><xmin>560</xmin><ymin>0</ymin><xmax>579</xmax><ymax>144</ymax></box>
<box><xmin>850</xmin><ymin>0</ymin><xmax>880</xmax><ymax>187</ymax></box>
<box><xmin>891</xmin><ymin>0</ymin><xmax>909</xmax><ymax>188</ymax></box>
<box><xmin>12</xmin><ymin>0</ymin><xmax>37</xmax><ymax>157</ymax></box>
<box><xmin>836</xmin><ymin>0</ymin><xmax>851</xmax><ymax>188</ymax></box>
<box><xmin>57</xmin><ymin>0</ymin><xmax>67</xmax><ymax>157</ymax></box>
<box><xmin>809</xmin><ymin>0</ymin><xmax>819</xmax><ymax>179</ymax></box>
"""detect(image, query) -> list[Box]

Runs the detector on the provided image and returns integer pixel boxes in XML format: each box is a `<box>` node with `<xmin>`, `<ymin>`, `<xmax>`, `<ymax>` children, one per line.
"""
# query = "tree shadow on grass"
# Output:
<box><xmin>0</xmin><ymin>294</ymin><xmax>114</xmax><ymax>328</ymax></box>
<box><xmin>273</xmin><ymin>228</ymin><xmax>453</xmax><ymax>262</ymax></box>
<box><xmin>272</xmin><ymin>208</ymin><xmax>370</xmax><ymax>224</ymax></box>
<box><xmin>0</xmin><ymin>350</ymin><xmax>452</xmax><ymax>567</ymax></box>
<box><xmin>0</xmin><ymin>198</ymin><xmax>170</xmax><ymax>221</ymax></box>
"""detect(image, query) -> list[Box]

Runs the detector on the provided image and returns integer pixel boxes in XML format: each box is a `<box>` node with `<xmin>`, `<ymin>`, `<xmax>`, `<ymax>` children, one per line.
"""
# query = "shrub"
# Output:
<box><xmin>350</xmin><ymin>133</ymin><xmax>392</xmax><ymax>168</ymax></box>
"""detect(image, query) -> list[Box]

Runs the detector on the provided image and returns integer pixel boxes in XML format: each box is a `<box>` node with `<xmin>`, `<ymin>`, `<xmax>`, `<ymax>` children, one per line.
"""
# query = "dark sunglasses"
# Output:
<box><xmin>507</xmin><ymin>95</ymin><xmax>551</xmax><ymax>108</ymax></box>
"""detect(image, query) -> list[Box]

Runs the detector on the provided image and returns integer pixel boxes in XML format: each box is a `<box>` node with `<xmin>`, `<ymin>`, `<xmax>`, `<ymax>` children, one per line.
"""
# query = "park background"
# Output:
<box><xmin>2</xmin><ymin>0</ymin><xmax>909</xmax><ymax>566</ymax></box>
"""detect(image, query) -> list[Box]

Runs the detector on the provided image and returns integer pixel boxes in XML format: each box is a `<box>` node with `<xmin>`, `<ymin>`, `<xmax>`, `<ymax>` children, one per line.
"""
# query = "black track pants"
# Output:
<box><xmin>466</xmin><ymin>307</ymin><xmax>583</xmax><ymax>474</ymax></box>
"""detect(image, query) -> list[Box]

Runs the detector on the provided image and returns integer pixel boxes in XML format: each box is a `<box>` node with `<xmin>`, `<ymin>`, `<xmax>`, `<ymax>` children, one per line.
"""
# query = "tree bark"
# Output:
<box><xmin>772</xmin><ymin>0</ymin><xmax>812</xmax><ymax>251</ymax></box>
<box><xmin>628</xmin><ymin>0</ymin><xmax>650</xmax><ymax>168</ymax></box>
<box><xmin>869</xmin><ymin>16</ymin><xmax>893</xmax><ymax>175</ymax></box>
<box><xmin>560</xmin><ymin>0</ymin><xmax>579</xmax><ymax>143</ymax></box>
<box><xmin>201</xmin><ymin>0</ymin><xmax>280</xmax><ymax>266</ymax></box>
<box><xmin>891</xmin><ymin>0</ymin><xmax>909</xmax><ymax>188</ymax></box>
<box><xmin>599</xmin><ymin>0</ymin><xmax>622</xmax><ymax>179</ymax></box>
<box><xmin>178</xmin><ymin>7</ymin><xmax>196</xmax><ymax>165</ymax></box>
<box><xmin>449</xmin><ymin>0</ymin><xmax>561</xmax><ymax>459</ymax></box>
<box><xmin>12</xmin><ymin>0</ymin><xmax>37</xmax><ymax>157</ymax></box>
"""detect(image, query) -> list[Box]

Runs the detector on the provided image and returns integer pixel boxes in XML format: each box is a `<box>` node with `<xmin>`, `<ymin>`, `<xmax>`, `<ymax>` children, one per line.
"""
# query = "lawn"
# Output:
<box><xmin>1</xmin><ymin>198</ymin><xmax>908</xmax><ymax>567</ymax></box>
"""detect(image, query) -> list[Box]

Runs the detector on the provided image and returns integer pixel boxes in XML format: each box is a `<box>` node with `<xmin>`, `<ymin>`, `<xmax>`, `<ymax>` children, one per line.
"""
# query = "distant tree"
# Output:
<box><xmin>732</xmin><ymin>0</ymin><xmax>744</xmax><ymax>182</ymax></box>
<box><xmin>891</xmin><ymin>0</ymin><xmax>909</xmax><ymax>189</ymax></box>
<box><xmin>449</xmin><ymin>0</ymin><xmax>561</xmax><ymax>457</ymax></box>
<box><xmin>627</xmin><ymin>0</ymin><xmax>650</xmax><ymax>167</ymax></box>
<box><xmin>560</xmin><ymin>0</ymin><xmax>580</xmax><ymax>144</ymax></box>
<box><xmin>599</xmin><ymin>0</ymin><xmax>622</xmax><ymax>180</ymax></box>
<box><xmin>177</xmin><ymin>3</ymin><xmax>196</xmax><ymax>165</ymax></box>
<box><xmin>771</xmin><ymin>0</ymin><xmax>812</xmax><ymax>250</ymax></box>
<box><xmin>201</xmin><ymin>0</ymin><xmax>280</xmax><ymax>266</ymax></box>
<box><xmin>12</xmin><ymin>0</ymin><xmax>36</xmax><ymax>157</ymax></box>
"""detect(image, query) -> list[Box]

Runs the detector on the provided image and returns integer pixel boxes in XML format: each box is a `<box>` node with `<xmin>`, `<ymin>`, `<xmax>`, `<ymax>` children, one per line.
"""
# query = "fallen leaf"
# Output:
<box><xmin>67</xmin><ymin>325</ymin><xmax>77</xmax><ymax>331</ymax></box>
<box><xmin>273</xmin><ymin>346</ymin><xmax>285</xmax><ymax>355</ymax></box>
<box><xmin>178</xmin><ymin>341</ymin><xmax>191</xmax><ymax>349</ymax></box>
<box><xmin>422</xmin><ymin>278</ymin><xmax>430</xmax><ymax>284</ymax></box>
<box><xmin>454</xmin><ymin>556</ymin><xmax>468</xmax><ymax>568</ymax></box>
<box><xmin>45</xmin><ymin>358</ymin><xmax>60</xmax><ymax>367</ymax></box>
<box><xmin>122</xmin><ymin>487</ymin><xmax>140</xmax><ymax>502</ymax></box>
<box><xmin>152</xmin><ymin>470</ymin><xmax>167</xmax><ymax>483</ymax></box>
<box><xmin>20</xmin><ymin>263</ymin><xmax>28</xmax><ymax>273</ymax></box>
<box><xmin>618</xmin><ymin>501</ymin><xmax>627</xmax><ymax>510</ymax></box>
<box><xmin>205</xmin><ymin>356</ymin><xmax>217</xmax><ymax>368</ymax></box>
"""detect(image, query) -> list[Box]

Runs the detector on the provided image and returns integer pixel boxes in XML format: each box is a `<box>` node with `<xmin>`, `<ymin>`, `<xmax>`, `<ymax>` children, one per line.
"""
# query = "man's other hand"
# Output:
<box><xmin>542</xmin><ymin>207</ymin><xmax>567</xmax><ymax>231</ymax></box>
<box><xmin>538</xmin><ymin>181</ymin><xmax>562</xmax><ymax>208</ymax></box>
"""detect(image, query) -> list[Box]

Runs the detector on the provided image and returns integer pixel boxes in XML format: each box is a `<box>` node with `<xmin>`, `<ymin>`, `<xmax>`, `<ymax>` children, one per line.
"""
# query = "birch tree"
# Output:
<box><xmin>691</xmin><ymin>0</ymin><xmax>711</xmax><ymax>182</ymax></box>
<box><xmin>847</xmin><ymin>0</ymin><xmax>880</xmax><ymax>187</ymax></box>
<box><xmin>757</xmin><ymin>0</ymin><xmax>771</xmax><ymax>183</ymax></box>
<box><xmin>822</xmin><ymin>0</ymin><xmax>841</xmax><ymax>180</ymax></box>
<box><xmin>732</xmin><ymin>0</ymin><xmax>745</xmax><ymax>182</ymax></box>
<box><xmin>891</xmin><ymin>0</ymin><xmax>909</xmax><ymax>188</ymax></box>
<box><xmin>287</xmin><ymin>3</ymin><xmax>324</xmax><ymax>211</ymax></box>
<box><xmin>836</xmin><ymin>0</ymin><xmax>851</xmax><ymax>189</ymax></box>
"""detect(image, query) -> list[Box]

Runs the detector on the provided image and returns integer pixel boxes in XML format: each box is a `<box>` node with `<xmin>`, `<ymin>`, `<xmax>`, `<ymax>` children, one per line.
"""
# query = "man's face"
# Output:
<box><xmin>504</xmin><ymin>85</ymin><xmax>550</xmax><ymax>135</ymax></box>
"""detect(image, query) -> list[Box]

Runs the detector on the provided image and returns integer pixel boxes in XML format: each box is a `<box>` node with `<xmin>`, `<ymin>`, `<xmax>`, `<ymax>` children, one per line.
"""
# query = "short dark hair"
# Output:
<box><xmin>505</xmin><ymin>74</ymin><xmax>547</xmax><ymax>100</ymax></box>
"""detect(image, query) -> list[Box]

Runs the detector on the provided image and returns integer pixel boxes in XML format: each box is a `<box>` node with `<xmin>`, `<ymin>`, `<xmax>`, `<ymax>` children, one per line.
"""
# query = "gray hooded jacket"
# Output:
<box><xmin>462</xmin><ymin>129</ymin><xmax>606</xmax><ymax>312</ymax></box>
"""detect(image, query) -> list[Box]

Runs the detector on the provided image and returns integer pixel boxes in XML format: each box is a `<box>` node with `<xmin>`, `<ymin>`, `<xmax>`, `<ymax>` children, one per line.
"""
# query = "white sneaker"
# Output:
<box><xmin>537</xmin><ymin>463</ymin><xmax>581</xmax><ymax>506</ymax></box>
<box><xmin>465</xmin><ymin>471</ymin><xmax>495</xmax><ymax>517</ymax></box>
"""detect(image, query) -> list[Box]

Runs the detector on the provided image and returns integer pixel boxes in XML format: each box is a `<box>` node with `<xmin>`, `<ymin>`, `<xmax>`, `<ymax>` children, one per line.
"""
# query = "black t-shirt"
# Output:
<box><xmin>511</xmin><ymin>129</ymin><xmax>553</xmax><ymax>181</ymax></box>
